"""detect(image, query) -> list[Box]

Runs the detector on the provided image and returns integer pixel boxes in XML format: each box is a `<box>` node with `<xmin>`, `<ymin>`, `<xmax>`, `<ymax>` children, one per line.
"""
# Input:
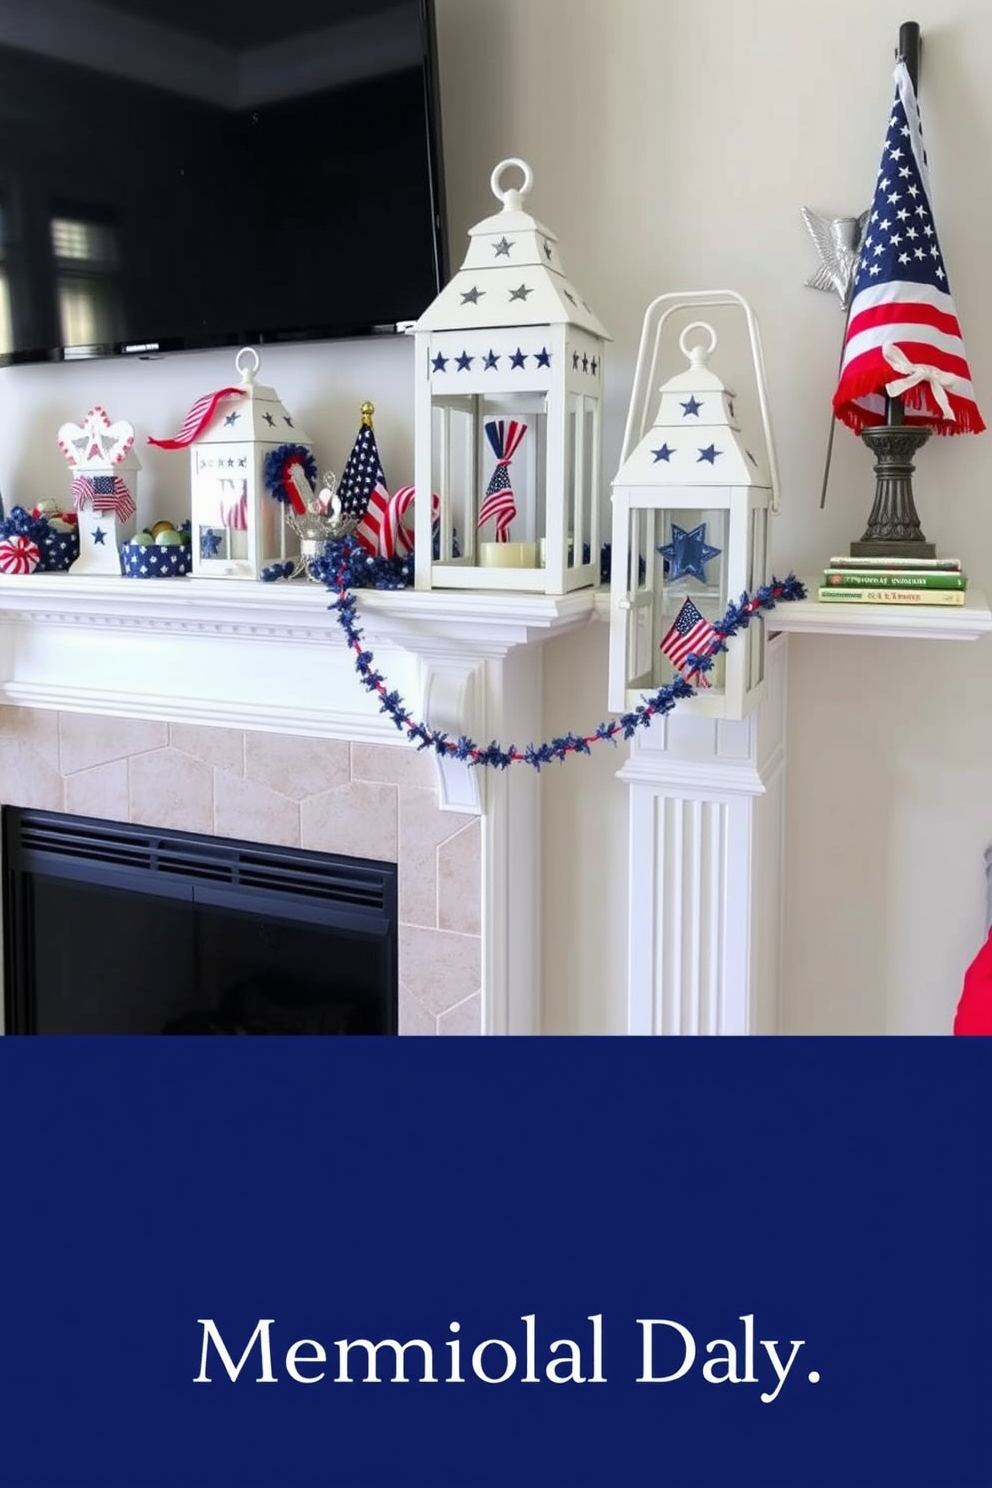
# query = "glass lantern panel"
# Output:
<box><xmin>475</xmin><ymin>393</ymin><xmax>547</xmax><ymax>565</ymax></box>
<box><xmin>431</xmin><ymin>399</ymin><xmax>477</xmax><ymax>566</ymax></box>
<box><xmin>566</xmin><ymin>395</ymin><xmax>598</xmax><ymax>571</ymax></box>
<box><xmin>198</xmin><ymin>474</ymin><xmax>249</xmax><ymax>562</ymax></box>
<box><xmin>747</xmin><ymin>505</ymin><xmax>769</xmax><ymax>691</ymax></box>
<box><xmin>625</xmin><ymin>506</ymin><xmax>656</xmax><ymax>686</ymax></box>
<box><xmin>652</xmin><ymin>507</ymin><xmax>728</xmax><ymax>693</ymax></box>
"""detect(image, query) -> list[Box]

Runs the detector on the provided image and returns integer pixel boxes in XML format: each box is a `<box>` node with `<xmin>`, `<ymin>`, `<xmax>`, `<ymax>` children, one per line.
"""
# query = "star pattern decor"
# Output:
<box><xmin>432</xmin><ymin>352</ymin><xmax>448</xmax><ymax>373</ymax></box>
<box><xmin>483</xmin><ymin>350</ymin><xmax>500</xmax><ymax>370</ymax></box>
<box><xmin>680</xmin><ymin>397</ymin><xmax>703</xmax><ymax>417</ymax></box>
<box><xmin>461</xmin><ymin>286</ymin><xmax>484</xmax><ymax>304</ymax></box>
<box><xmin>223</xmin><ymin>411</ymin><xmax>240</xmax><ymax>427</ymax></box>
<box><xmin>200</xmin><ymin>528</ymin><xmax>223</xmax><ymax>558</ymax></box>
<box><xmin>697</xmin><ymin>444</ymin><xmax>721</xmax><ymax>464</ymax></box>
<box><xmin>456</xmin><ymin>351</ymin><xmax>474</xmax><ymax>371</ymax></box>
<box><xmin>509</xmin><ymin>284</ymin><xmax>534</xmax><ymax>302</ymax></box>
<box><xmin>510</xmin><ymin>348</ymin><xmax>527</xmax><ymax>369</ymax></box>
<box><xmin>652</xmin><ymin>443</ymin><xmax>675</xmax><ymax>462</ymax></box>
<box><xmin>92</xmin><ymin>527</ymin><xmax>107</xmax><ymax>546</ymax></box>
<box><xmin>284</xmin><ymin>415</ymin><xmax>294</xmax><ymax>427</ymax></box>
<box><xmin>535</xmin><ymin>347</ymin><xmax>551</xmax><ymax>368</ymax></box>
<box><xmin>493</xmin><ymin>237</ymin><xmax>513</xmax><ymax>257</ymax></box>
<box><xmin>263</xmin><ymin>412</ymin><xmax>276</xmax><ymax>427</ymax></box>
<box><xmin>658</xmin><ymin>521</ymin><xmax>722</xmax><ymax>584</ymax></box>
<box><xmin>543</xmin><ymin>239</ymin><xmax>553</xmax><ymax>259</ymax></box>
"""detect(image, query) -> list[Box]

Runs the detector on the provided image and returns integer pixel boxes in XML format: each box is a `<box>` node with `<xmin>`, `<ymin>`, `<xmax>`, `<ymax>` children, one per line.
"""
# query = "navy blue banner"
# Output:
<box><xmin>0</xmin><ymin>1039</ymin><xmax>987</xmax><ymax>1486</ymax></box>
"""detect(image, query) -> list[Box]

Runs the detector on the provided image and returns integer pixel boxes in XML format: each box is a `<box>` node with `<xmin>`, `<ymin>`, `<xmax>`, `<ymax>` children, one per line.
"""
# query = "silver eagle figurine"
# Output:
<box><xmin>801</xmin><ymin>207</ymin><xmax>870</xmax><ymax>310</ymax></box>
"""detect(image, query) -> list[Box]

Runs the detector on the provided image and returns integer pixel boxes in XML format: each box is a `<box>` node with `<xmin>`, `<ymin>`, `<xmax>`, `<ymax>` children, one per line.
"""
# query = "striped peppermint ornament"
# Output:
<box><xmin>0</xmin><ymin>534</ymin><xmax>41</xmax><ymax>574</ymax></box>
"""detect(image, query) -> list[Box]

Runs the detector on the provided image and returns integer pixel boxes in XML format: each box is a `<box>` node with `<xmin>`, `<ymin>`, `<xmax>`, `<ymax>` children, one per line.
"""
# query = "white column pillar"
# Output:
<box><xmin>616</xmin><ymin>634</ymin><xmax>789</xmax><ymax>1035</ymax></box>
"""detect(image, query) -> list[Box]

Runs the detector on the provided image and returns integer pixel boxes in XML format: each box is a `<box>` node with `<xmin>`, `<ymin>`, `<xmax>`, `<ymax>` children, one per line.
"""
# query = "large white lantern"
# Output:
<box><xmin>411</xmin><ymin>159</ymin><xmax>610</xmax><ymax>595</ymax></box>
<box><xmin>153</xmin><ymin>346</ymin><xmax>314</xmax><ymax>581</ymax></box>
<box><xmin>609</xmin><ymin>292</ymin><xmax>780</xmax><ymax>720</ymax></box>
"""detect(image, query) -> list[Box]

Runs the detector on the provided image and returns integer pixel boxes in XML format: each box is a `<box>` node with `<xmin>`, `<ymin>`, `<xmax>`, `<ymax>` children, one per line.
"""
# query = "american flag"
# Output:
<box><xmin>148</xmin><ymin>387</ymin><xmax>245</xmax><ymax>450</ymax></box>
<box><xmin>71</xmin><ymin>474</ymin><xmax>136</xmax><ymax>522</ymax></box>
<box><xmin>660</xmin><ymin>598</ymin><xmax>717</xmax><ymax>687</ymax></box>
<box><xmin>478</xmin><ymin>419</ymin><xmax>526</xmax><ymax>541</ymax></box>
<box><xmin>337</xmin><ymin>416</ymin><xmax>391</xmax><ymax>555</ymax></box>
<box><xmin>834</xmin><ymin>61</ymin><xmax>984</xmax><ymax>435</ymax></box>
<box><xmin>380</xmin><ymin>485</ymin><xmax>441</xmax><ymax>560</ymax></box>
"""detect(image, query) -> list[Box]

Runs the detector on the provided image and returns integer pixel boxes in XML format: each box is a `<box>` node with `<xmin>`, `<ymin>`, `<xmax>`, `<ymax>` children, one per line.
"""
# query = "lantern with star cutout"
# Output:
<box><xmin>57</xmin><ymin>406</ymin><xmax>139</xmax><ymax>576</ymax></box>
<box><xmin>608</xmin><ymin>293</ymin><xmax>779</xmax><ymax>720</ymax></box>
<box><xmin>410</xmin><ymin>159</ymin><xmax>610</xmax><ymax>594</ymax></box>
<box><xmin>148</xmin><ymin>346</ymin><xmax>315</xmax><ymax>581</ymax></box>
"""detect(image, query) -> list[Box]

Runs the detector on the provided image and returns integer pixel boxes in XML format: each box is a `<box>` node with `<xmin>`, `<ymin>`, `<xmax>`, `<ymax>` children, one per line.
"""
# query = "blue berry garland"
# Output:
<box><xmin>314</xmin><ymin>536</ymin><xmax>806</xmax><ymax>771</ymax></box>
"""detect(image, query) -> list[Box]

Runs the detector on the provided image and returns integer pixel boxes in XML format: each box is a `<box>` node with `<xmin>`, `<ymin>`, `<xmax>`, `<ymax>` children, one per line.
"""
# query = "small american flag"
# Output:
<box><xmin>380</xmin><ymin>485</ymin><xmax>440</xmax><ymax>560</ymax></box>
<box><xmin>337</xmin><ymin>415</ymin><xmax>391</xmax><ymax>555</ymax></box>
<box><xmin>148</xmin><ymin>387</ymin><xmax>245</xmax><ymax>449</ymax></box>
<box><xmin>478</xmin><ymin>419</ymin><xmax>525</xmax><ymax>542</ymax></box>
<box><xmin>660</xmin><ymin>598</ymin><xmax>717</xmax><ymax>687</ymax></box>
<box><xmin>72</xmin><ymin>474</ymin><xmax>136</xmax><ymax>522</ymax></box>
<box><xmin>834</xmin><ymin>61</ymin><xmax>984</xmax><ymax>435</ymax></box>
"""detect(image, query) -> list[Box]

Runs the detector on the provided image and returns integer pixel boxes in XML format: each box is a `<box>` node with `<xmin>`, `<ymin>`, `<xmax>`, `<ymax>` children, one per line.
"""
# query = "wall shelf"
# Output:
<box><xmin>767</xmin><ymin>582</ymin><xmax>992</xmax><ymax>642</ymax></box>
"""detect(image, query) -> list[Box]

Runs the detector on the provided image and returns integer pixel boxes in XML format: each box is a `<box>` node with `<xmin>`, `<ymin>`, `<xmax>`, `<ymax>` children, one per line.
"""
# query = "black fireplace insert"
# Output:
<box><xmin>1</xmin><ymin>808</ymin><xmax>398</xmax><ymax>1034</ymax></box>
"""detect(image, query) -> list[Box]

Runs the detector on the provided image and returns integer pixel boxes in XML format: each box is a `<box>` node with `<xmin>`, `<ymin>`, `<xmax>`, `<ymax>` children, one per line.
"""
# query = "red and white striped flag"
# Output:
<box><xmin>71</xmin><ymin>474</ymin><xmax>136</xmax><ymax>522</ymax></box>
<box><xmin>833</xmin><ymin>62</ymin><xmax>984</xmax><ymax>434</ymax></box>
<box><xmin>380</xmin><ymin>485</ymin><xmax>440</xmax><ymax>560</ymax></box>
<box><xmin>478</xmin><ymin>419</ymin><xmax>526</xmax><ymax>542</ymax></box>
<box><xmin>659</xmin><ymin>598</ymin><xmax>717</xmax><ymax>688</ymax></box>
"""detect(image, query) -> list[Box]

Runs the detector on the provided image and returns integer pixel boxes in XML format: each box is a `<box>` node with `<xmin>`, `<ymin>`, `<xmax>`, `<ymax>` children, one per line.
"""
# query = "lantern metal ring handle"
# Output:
<box><xmin>678</xmin><ymin>321</ymin><xmax>718</xmax><ymax>362</ymax></box>
<box><xmin>490</xmin><ymin>158</ymin><xmax>534</xmax><ymax>210</ymax></box>
<box><xmin>235</xmin><ymin>345</ymin><xmax>261</xmax><ymax>383</ymax></box>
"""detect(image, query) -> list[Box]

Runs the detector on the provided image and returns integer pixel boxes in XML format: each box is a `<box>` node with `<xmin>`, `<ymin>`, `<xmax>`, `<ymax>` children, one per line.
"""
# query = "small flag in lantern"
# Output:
<box><xmin>660</xmin><ymin>597</ymin><xmax>718</xmax><ymax>688</ymax></box>
<box><xmin>478</xmin><ymin>419</ymin><xmax>526</xmax><ymax>543</ymax></box>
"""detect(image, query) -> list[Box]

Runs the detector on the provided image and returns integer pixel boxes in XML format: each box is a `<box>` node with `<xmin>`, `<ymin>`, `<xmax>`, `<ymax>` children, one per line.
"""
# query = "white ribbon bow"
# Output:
<box><xmin>883</xmin><ymin>342</ymin><xmax>959</xmax><ymax>421</ymax></box>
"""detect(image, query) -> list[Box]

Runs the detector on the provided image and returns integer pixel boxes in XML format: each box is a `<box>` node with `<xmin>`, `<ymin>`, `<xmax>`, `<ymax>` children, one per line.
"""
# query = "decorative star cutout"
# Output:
<box><xmin>456</xmin><ymin>351</ymin><xmax>474</xmax><ymax>371</ymax></box>
<box><xmin>563</xmin><ymin>289</ymin><xmax>577</xmax><ymax>306</ymax></box>
<box><xmin>92</xmin><ymin>526</ymin><xmax>107</xmax><ymax>546</ymax></box>
<box><xmin>263</xmin><ymin>412</ymin><xmax>276</xmax><ymax>426</ymax></box>
<box><xmin>200</xmin><ymin>529</ymin><xmax>222</xmax><ymax>558</ymax></box>
<box><xmin>284</xmin><ymin>415</ymin><xmax>294</xmax><ymax>427</ymax></box>
<box><xmin>509</xmin><ymin>284</ymin><xmax>533</xmax><ymax>301</ymax></box>
<box><xmin>572</xmin><ymin>352</ymin><xmax>580</xmax><ymax>370</ymax></box>
<box><xmin>680</xmin><ymin>396</ymin><xmax>703</xmax><ymax>417</ymax></box>
<box><xmin>510</xmin><ymin>348</ymin><xmax>527</xmax><ymax>369</ymax></box>
<box><xmin>591</xmin><ymin>357</ymin><xmax>598</xmax><ymax>376</ymax></box>
<box><xmin>582</xmin><ymin>353</ymin><xmax>589</xmax><ymax>372</ymax></box>
<box><xmin>223</xmin><ymin>411</ymin><xmax>240</xmax><ymax>426</ymax></box>
<box><xmin>728</xmin><ymin>399</ymin><xmax>735</xmax><ymax>420</ymax></box>
<box><xmin>461</xmin><ymin>286</ymin><xmax>484</xmax><ymax>305</ymax></box>
<box><xmin>658</xmin><ymin>522</ymin><xmax>721</xmax><ymax>583</ymax></box>
<box><xmin>652</xmin><ymin>444</ymin><xmax>675</xmax><ymax>462</ymax></box>
<box><xmin>432</xmin><ymin>351</ymin><xmax>448</xmax><ymax>373</ymax></box>
<box><xmin>493</xmin><ymin>237</ymin><xmax>513</xmax><ymax>257</ymax></box>
<box><xmin>535</xmin><ymin>347</ymin><xmax>551</xmax><ymax>368</ymax></box>
<box><xmin>482</xmin><ymin>350</ymin><xmax>500</xmax><ymax>370</ymax></box>
<box><xmin>745</xmin><ymin>450</ymin><xmax>758</xmax><ymax>466</ymax></box>
<box><xmin>697</xmin><ymin>444</ymin><xmax>721</xmax><ymax>464</ymax></box>
<box><xmin>543</xmin><ymin>239</ymin><xmax>553</xmax><ymax>259</ymax></box>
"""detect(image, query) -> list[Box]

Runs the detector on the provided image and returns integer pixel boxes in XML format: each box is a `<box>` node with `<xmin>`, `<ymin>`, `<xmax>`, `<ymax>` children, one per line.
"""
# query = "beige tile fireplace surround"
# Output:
<box><xmin>0</xmin><ymin>708</ymin><xmax>482</xmax><ymax>1035</ymax></box>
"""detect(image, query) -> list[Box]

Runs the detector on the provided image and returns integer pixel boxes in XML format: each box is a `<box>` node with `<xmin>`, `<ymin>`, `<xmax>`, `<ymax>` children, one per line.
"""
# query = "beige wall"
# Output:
<box><xmin>2</xmin><ymin>0</ymin><xmax>989</xmax><ymax>1032</ymax></box>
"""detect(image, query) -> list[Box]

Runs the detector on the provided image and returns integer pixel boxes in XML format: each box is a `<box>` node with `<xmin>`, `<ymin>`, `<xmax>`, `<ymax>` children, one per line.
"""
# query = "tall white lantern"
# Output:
<box><xmin>609</xmin><ymin>292</ymin><xmax>780</xmax><ymax>720</ymax></box>
<box><xmin>173</xmin><ymin>347</ymin><xmax>314</xmax><ymax>581</ymax></box>
<box><xmin>411</xmin><ymin>159</ymin><xmax>610</xmax><ymax>595</ymax></box>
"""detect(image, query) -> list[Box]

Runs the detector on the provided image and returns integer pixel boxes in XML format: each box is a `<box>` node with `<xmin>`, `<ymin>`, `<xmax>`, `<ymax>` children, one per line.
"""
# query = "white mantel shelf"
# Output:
<box><xmin>768</xmin><ymin>581</ymin><xmax>992</xmax><ymax>642</ymax></box>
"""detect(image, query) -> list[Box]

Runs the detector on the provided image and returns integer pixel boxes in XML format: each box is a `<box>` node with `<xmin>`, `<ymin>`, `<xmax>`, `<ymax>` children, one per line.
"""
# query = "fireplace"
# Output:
<box><xmin>2</xmin><ymin>808</ymin><xmax>398</xmax><ymax>1034</ymax></box>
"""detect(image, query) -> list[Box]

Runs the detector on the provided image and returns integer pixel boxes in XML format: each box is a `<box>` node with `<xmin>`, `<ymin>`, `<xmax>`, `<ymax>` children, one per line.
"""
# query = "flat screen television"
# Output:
<box><xmin>0</xmin><ymin>0</ymin><xmax>447</xmax><ymax>364</ymax></box>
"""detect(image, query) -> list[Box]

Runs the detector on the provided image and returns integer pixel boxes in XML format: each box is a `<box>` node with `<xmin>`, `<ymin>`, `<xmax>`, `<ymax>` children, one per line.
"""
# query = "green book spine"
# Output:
<box><xmin>817</xmin><ymin>587</ymin><xmax>965</xmax><ymax>607</ymax></box>
<box><xmin>821</xmin><ymin>570</ymin><xmax>967</xmax><ymax>590</ymax></box>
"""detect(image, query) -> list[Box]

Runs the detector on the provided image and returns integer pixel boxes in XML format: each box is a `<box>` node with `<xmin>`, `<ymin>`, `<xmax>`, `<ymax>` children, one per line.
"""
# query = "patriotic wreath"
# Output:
<box><xmin>312</xmin><ymin>536</ymin><xmax>806</xmax><ymax>771</ymax></box>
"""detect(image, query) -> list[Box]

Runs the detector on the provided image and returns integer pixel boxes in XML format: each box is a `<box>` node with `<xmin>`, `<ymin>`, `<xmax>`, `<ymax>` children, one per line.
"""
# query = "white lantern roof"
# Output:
<box><xmin>413</xmin><ymin>158</ymin><xmax>610</xmax><ymax>339</ymax></box>
<box><xmin>197</xmin><ymin>348</ymin><xmax>312</xmax><ymax>447</ymax></box>
<box><xmin>614</xmin><ymin>323</ymin><xmax>769</xmax><ymax>487</ymax></box>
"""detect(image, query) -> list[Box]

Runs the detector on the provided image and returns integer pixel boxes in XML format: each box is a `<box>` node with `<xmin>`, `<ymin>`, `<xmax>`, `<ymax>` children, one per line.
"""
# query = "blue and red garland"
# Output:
<box><xmin>313</xmin><ymin>536</ymin><xmax>806</xmax><ymax>770</ymax></box>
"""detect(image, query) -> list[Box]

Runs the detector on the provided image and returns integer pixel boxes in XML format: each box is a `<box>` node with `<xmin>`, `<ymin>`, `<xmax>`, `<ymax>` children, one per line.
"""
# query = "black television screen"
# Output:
<box><xmin>0</xmin><ymin>0</ymin><xmax>446</xmax><ymax>364</ymax></box>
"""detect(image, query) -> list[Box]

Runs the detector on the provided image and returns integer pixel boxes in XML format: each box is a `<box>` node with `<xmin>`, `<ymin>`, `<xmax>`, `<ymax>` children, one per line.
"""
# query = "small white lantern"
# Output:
<box><xmin>167</xmin><ymin>347</ymin><xmax>314</xmax><ymax>581</ymax></box>
<box><xmin>57</xmin><ymin>406</ymin><xmax>139</xmax><ymax>575</ymax></box>
<box><xmin>411</xmin><ymin>158</ymin><xmax>610</xmax><ymax>594</ymax></box>
<box><xmin>609</xmin><ymin>292</ymin><xmax>780</xmax><ymax>721</ymax></box>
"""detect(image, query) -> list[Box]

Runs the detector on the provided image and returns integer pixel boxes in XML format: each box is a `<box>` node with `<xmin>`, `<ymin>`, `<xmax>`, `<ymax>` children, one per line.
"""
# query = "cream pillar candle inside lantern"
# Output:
<box><xmin>410</xmin><ymin>158</ymin><xmax>610</xmax><ymax>595</ymax></box>
<box><xmin>609</xmin><ymin>292</ymin><xmax>780</xmax><ymax>722</ymax></box>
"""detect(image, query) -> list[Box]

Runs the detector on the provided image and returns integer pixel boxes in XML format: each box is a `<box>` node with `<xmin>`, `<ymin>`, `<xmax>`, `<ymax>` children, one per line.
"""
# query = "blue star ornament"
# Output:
<box><xmin>697</xmin><ymin>444</ymin><xmax>721</xmax><ymax>464</ymax></box>
<box><xmin>92</xmin><ymin>526</ymin><xmax>107</xmax><ymax>546</ymax></box>
<box><xmin>658</xmin><ymin>522</ymin><xmax>722</xmax><ymax>584</ymax></box>
<box><xmin>680</xmin><ymin>396</ymin><xmax>703</xmax><ymax>417</ymax></box>
<box><xmin>652</xmin><ymin>443</ymin><xmax>675</xmax><ymax>462</ymax></box>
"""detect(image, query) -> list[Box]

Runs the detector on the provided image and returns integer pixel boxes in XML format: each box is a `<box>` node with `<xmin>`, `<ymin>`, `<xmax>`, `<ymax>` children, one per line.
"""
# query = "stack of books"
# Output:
<box><xmin>818</xmin><ymin>555</ymin><xmax>967</xmax><ymax>607</ymax></box>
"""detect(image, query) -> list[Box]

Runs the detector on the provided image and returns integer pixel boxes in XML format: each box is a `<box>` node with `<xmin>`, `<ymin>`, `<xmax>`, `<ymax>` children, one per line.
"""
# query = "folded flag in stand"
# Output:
<box><xmin>660</xmin><ymin>598</ymin><xmax>717</xmax><ymax>686</ymax></box>
<box><xmin>833</xmin><ymin>61</ymin><xmax>984</xmax><ymax>435</ymax></box>
<box><xmin>337</xmin><ymin>406</ymin><xmax>439</xmax><ymax>559</ymax></box>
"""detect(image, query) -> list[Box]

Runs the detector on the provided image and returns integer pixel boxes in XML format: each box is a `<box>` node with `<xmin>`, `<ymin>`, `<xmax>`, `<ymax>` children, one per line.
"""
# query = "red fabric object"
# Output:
<box><xmin>954</xmin><ymin>927</ymin><xmax>992</xmax><ymax>1034</ymax></box>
